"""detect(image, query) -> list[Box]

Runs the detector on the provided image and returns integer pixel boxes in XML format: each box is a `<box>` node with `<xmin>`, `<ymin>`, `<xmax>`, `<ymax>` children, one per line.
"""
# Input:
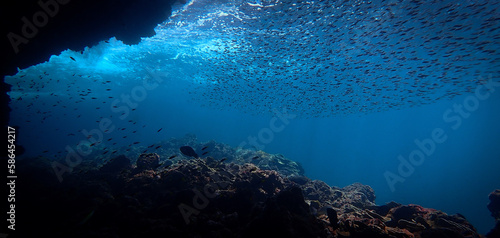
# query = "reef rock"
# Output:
<box><xmin>246</xmin><ymin>152</ymin><xmax>305</xmax><ymax>177</ymax></box>
<box><xmin>488</xmin><ymin>189</ymin><xmax>500</xmax><ymax>220</ymax></box>
<box><xmin>302</xmin><ymin>180</ymin><xmax>376</xmax><ymax>215</ymax></box>
<box><xmin>14</xmin><ymin>148</ymin><xmax>482</xmax><ymax>238</ymax></box>
<box><xmin>135</xmin><ymin>153</ymin><xmax>160</xmax><ymax>171</ymax></box>
<box><xmin>96</xmin><ymin>134</ymin><xmax>306</xmax><ymax>178</ymax></box>
<box><xmin>100</xmin><ymin>155</ymin><xmax>131</xmax><ymax>173</ymax></box>
<box><xmin>486</xmin><ymin>223</ymin><xmax>500</xmax><ymax>238</ymax></box>
<box><xmin>486</xmin><ymin>189</ymin><xmax>500</xmax><ymax>238</ymax></box>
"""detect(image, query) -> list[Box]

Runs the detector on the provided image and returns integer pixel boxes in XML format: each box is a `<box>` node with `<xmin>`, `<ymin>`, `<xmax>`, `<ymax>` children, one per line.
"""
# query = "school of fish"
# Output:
<box><xmin>3</xmin><ymin>0</ymin><xmax>500</xmax><ymax>156</ymax></box>
<box><xmin>155</xmin><ymin>0</ymin><xmax>500</xmax><ymax>116</ymax></box>
<box><xmin>8</xmin><ymin>0</ymin><xmax>500</xmax><ymax>115</ymax></box>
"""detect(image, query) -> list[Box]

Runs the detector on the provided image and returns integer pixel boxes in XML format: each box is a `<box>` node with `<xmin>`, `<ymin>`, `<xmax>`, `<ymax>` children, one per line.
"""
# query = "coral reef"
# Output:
<box><xmin>98</xmin><ymin>134</ymin><xmax>305</xmax><ymax>177</ymax></box>
<box><xmin>135</xmin><ymin>153</ymin><xmax>160</xmax><ymax>171</ymax></box>
<box><xmin>14</xmin><ymin>146</ymin><xmax>487</xmax><ymax>238</ymax></box>
<box><xmin>486</xmin><ymin>189</ymin><xmax>500</xmax><ymax>238</ymax></box>
<box><xmin>300</xmin><ymin>179</ymin><xmax>479</xmax><ymax>238</ymax></box>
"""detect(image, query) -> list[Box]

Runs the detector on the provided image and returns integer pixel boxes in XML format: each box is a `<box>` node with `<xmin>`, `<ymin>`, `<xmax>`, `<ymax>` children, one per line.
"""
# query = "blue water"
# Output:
<box><xmin>5</xmin><ymin>0</ymin><xmax>500</xmax><ymax>233</ymax></box>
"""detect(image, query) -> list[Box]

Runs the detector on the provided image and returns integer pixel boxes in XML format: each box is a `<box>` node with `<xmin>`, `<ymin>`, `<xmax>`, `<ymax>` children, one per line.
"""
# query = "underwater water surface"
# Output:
<box><xmin>5</xmin><ymin>0</ymin><xmax>500</xmax><ymax>233</ymax></box>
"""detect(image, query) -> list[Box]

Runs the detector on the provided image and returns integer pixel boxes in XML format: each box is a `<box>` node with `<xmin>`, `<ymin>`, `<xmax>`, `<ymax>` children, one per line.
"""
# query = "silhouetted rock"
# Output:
<box><xmin>486</xmin><ymin>189</ymin><xmax>500</xmax><ymax>238</ymax></box>
<box><xmin>100</xmin><ymin>155</ymin><xmax>131</xmax><ymax>173</ymax></box>
<box><xmin>12</xmin><ymin>139</ymin><xmax>483</xmax><ymax>238</ymax></box>
<box><xmin>136</xmin><ymin>153</ymin><xmax>160</xmax><ymax>171</ymax></box>
<box><xmin>326</xmin><ymin>207</ymin><xmax>339</xmax><ymax>228</ymax></box>
<box><xmin>288</xmin><ymin>175</ymin><xmax>311</xmax><ymax>185</ymax></box>
<box><xmin>486</xmin><ymin>222</ymin><xmax>500</xmax><ymax>238</ymax></box>
<box><xmin>242</xmin><ymin>186</ymin><xmax>326</xmax><ymax>238</ymax></box>
<box><xmin>488</xmin><ymin>189</ymin><xmax>500</xmax><ymax>220</ymax></box>
<box><xmin>370</xmin><ymin>201</ymin><xmax>401</xmax><ymax>216</ymax></box>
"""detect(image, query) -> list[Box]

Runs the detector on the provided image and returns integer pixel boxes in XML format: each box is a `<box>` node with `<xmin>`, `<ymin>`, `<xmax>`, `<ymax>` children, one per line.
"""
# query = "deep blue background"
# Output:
<box><xmin>5</xmin><ymin>0</ymin><xmax>500</xmax><ymax>234</ymax></box>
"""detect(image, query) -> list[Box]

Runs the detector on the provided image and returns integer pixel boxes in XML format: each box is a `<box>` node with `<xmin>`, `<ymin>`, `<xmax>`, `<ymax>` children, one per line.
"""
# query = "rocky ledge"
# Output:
<box><xmin>486</xmin><ymin>189</ymin><xmax>500</xmax><ymax>238</ymax></box>
<box><xmin>12</xmin><ymin>138</ymin><xmax>498</xmax><ymax>238</ymax></box>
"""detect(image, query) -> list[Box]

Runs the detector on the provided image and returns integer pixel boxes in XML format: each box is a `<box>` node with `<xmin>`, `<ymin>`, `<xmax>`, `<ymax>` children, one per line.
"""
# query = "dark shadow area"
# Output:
<box><xmin>1</xmin><ymin>0</ymin><xmax>181</xmax><ymax>149</ymax></box>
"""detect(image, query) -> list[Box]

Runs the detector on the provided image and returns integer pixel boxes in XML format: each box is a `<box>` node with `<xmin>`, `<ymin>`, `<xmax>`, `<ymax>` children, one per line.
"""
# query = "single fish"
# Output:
<box><xmin>168</xmin><ymin>155</ymin><xmax>177</xmax><ymax>160</ymax></box>
<box><xmin>180</xmin><ymin>146</ymin><xmax>198</xmax><ymax>158</ymax></box>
